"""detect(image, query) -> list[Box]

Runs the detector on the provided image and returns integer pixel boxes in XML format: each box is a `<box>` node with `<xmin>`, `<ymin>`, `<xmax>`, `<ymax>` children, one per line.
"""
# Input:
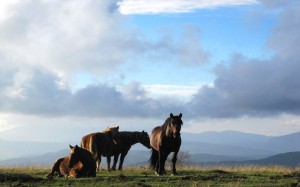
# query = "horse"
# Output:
<box><xmin>111</xmin><ymin>130</ymin><xmax>151</xmax><ymax>171</ymax></box>
<box><xmin>149</xmin><ymin>113</ymin><xmax>183</xmax><ymax>176</ymax></box>
<box><xmin>81</xmin><ymin>126</ymin><xmax>119</xmax><ymax>172</ymax></box>
<box><xmin>46</xmin><ymin>145</ymin><xmax>96</xmax><ymax>178</ymax></box>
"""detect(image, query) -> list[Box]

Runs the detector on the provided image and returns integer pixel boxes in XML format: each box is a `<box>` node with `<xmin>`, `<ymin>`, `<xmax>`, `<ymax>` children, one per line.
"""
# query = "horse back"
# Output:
<box><xmin>82</xmin><ymin>132</ymin><xmax>115</xmax><ymax>158</ymax></box>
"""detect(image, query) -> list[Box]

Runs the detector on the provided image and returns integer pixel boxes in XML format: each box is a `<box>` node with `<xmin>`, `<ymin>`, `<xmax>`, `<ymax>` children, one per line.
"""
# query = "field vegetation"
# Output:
<box><xmin>1</xmin><ymin>165</ymin><xmax>300</xmax><ymax>186</ymax></box>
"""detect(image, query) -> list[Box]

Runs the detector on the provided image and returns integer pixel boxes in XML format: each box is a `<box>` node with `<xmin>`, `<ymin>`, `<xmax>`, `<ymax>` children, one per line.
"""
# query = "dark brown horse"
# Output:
<box><xmin>81</xmin><ymin>126</ymin><xmax>119</xmax><ymax>172</ymax></box>
<box><xmin>150</xmin><ymin>113</ymin><xmax>183</xmax><ymax>176</ymax></box>
<box><xmin>46</xmin><ymin>145</ymin><xmax>96</xmax><ymax>178</ymax></box>
<box><xmin>111</xmin><ymin>131</ymin><xmax>151</xmax><ymax>171</ymax></box>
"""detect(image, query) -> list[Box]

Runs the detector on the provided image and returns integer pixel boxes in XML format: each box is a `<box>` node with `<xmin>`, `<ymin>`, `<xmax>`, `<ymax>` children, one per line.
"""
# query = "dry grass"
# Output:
<box><xmin>1</xmin><ymin>164</ymin><xmax>299</xmax><ymax>173</ymax></box>
<box><xmin>169</xmin><ymin>164</ymin><xmax>300</xmax><ymax>174</ymax></box>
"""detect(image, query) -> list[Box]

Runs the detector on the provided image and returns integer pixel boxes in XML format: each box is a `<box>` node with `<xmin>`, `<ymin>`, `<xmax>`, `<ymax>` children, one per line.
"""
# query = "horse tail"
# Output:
<box><xmin>149</xmin><ymin>148</ymin><xmax>158</xmax><ymax>170</ymax></box>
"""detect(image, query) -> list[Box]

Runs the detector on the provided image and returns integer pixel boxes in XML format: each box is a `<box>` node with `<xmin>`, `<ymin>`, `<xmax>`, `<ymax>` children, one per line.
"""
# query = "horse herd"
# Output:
<box><xmin>46</xmin><ymin>113</ymin><xmax>183</xmax><ymax>178</ymax></box>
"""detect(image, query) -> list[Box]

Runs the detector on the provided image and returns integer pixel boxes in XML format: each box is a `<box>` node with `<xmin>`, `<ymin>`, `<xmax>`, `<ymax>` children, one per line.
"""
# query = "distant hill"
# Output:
<box><xmin>181</xmin><ymin>131</ymin><xmax>300</xmax><ymax>155</ymax></box>
<box><xmin>0</xmin><ymin>139</ymin><xmax>75</xmax><ymax>160</ymax></box>
<box><xmin>181</xmin><ymin>141</ymin><xmax>273</xmax><ymax>158</ymax></box>
<box><xmin>181</xmin><ymin>131</ymin><xmax>270</xmax><ymax>145</ymax></box>
<box><xmin>199</xmin><ymin>152</ymin><xmax>300</xmax><ymax>167</ymax></box>
<box><xmin>0</xmin><ymin>149</ymin><xmax>68</xmax><ymax>167</ymax></box>
<box><xmin>251</xmin><ymin>151</ymin><xmax>300</xmax><ymax>166</ymax></box>
<box><xmin>2</xmin><ymin>130</ymin><xmax>300</xmax><ymax>166</ymax></box>
<box><xmin>2</xmin><ymin>149</ymin><xmax>300</xmax><ymax>168</ymax></box>
<box><xmin>0</xmin><ymin>149</ymin><xmax>151</xmax><ymax>167</ymax></box>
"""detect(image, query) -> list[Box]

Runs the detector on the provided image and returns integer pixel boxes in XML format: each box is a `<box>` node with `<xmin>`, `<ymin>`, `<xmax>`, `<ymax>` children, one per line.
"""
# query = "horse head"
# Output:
<box><xmin>168</xmin><ymin>113</ymin><xmax>183</xmax><ymax>138</ymax></box>
<box><xmin>138</xmin><ymin>130</ymin><xmax>151</xmax><ymax>149</ymax></box>
<box><xmin>67</xmin><ymin>144</ymin><xmax>80</xmax><ymax>168</ymax></box>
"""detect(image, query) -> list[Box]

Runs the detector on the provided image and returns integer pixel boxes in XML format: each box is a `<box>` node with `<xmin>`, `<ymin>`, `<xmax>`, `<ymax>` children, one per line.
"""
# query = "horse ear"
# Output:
<box><xmin>170</xmin><ymin>113</ymin><xmax>174</xmax><ymax>118</ymax></box>
<box><xmin>69</xmin><ymin>145</ymin><xmax>74</xmax><ymax>149</ymax></box>
<box><xmin>117</xmin><ymin>126</ymin><xmax>119</xmax><ymax>130</ymax></box>
<box><xmin>179</xmin><ymin>113</ymin><xmax>182</xmax><ymax>118</ymax></box>
<box><xmin>142</xmin><ymin>130</ymin><xmax>145</xmax><ymax>133</ymax></box>
<box><xmin>75</xmin><ymin>145</ymin><xmax>79</xmax><ymax>149</ymax></box>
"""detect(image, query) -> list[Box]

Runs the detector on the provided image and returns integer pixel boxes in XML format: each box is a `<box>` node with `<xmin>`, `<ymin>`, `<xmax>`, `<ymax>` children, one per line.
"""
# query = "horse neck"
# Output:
<box><xmin>77</xmin><ymin>149</ymin><xmax>90</xmax><ymax>166</ymax></box>
<box><xmin>123</xmin><ymin>132</ymin><xmax>139</xmax><ymax>146</ymax></box>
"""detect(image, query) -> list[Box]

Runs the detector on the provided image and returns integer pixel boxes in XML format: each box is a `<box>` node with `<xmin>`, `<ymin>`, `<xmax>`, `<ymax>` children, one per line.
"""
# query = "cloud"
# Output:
<box><xmin>0</xmin><ymin>0</ymin><xmax>208</xmax><ymax>119</ymax></box>
<box><xmin>266</xmin><ymin>2</ymin><xmax>300</xmax><ymax>60</ymax></box>
<box><xmin>0</xmin><ymin>0</ymin><xmax>210</xmax><ymax>83</ymax></box>
<box><xmin>188</xmin><ymin>1</ymin><xmax>300</xmax><ymax>118</ymax></box>
<box><xmin>0</xmin><ymin>68</ymin><xmax>185</xmax><ymax>118</ymax></box>
<box><xmin>1</xmin><ymin>0</ymin><xmax>298</xmax><ymax>121</ymax></box>
<box><xmin>0</xmin><ymin>0</ymin><xmax>129</xmax><ymax>77</ymax></box>
<box><xmin>118</xmin><ymin>0</ymin><xmax>258</xmax><ymax>15</ymax></box>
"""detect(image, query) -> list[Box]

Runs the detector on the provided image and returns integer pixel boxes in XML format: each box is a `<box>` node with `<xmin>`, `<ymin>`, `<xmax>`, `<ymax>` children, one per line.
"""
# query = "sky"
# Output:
<box><xmin>1</xmin><ymin>0</ymin><xmax>300</xmax><ymax>142</ymax></box>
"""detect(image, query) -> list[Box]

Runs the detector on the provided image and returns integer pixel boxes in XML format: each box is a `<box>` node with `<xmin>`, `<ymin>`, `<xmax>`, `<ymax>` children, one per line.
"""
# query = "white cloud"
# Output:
<box><xmin>0</xmin><ymin>0</ymin><xmax>134</xmax><ymax>82</ymax></box>
<box><xmin>143</xmin><ymin>84</ymin><xmax>201</xmax><ymax>99</ymax></box>
<box><xmin>118</xmin><ymin>0</ymin><xmax>258</xmax><ymax>15</ymax></box>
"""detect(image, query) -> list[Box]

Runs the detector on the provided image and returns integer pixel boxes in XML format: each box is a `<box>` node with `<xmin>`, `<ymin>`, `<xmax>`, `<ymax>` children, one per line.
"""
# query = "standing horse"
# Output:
<box><xmin>150</xmin><ymin>113</ymin><xmax>183</xmax><ymax>176</ymax></box>
<box><xmin>81</xmin><ymin>126</ymin><xmax>119</xmax><ymax>172</ymax></box>
<box><xmin>111</xmin><ymin>131</ymin><xmax>151</xmax><ymax>171</ymax></box>
<box><xmin>46</xmin><ymin>145</ymin><xmax>96</xmax><ymax>178</ymax></box>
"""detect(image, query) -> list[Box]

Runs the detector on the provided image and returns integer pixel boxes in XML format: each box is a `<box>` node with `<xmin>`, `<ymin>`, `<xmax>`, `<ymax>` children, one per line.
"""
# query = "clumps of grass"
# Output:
<box><xmin>176</xmin><ymin>164</ymin><xmax>300</xmax><ymax>173</ymax></box>
<box><xmin>0</xmin><ymin>172</ymin><xmax>42</xmax><ymax>183</ymax></box>
<box><xmin>0</xmin><ymin>166</ymin><xmax>49</xmax><ymax>177</ymax></box>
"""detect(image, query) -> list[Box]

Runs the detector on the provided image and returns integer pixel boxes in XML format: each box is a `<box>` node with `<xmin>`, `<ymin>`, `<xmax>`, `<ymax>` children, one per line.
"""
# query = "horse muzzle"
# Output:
<box><xmin>173</xmin><ymin>132</ymin><xmax>181</xmax><ymax>138</ymax></box>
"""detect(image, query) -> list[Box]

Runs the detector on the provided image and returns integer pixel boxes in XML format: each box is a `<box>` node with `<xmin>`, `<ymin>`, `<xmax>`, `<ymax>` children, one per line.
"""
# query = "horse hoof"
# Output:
<box><xmin>45</xmin><ymin>174</ymin><xmax>53</xmax><ymax>179</ymax></box>
<box><xmin>155</xmin><ymin>171</ymin><xmax>160</xmax><ymax>176</ymax></box>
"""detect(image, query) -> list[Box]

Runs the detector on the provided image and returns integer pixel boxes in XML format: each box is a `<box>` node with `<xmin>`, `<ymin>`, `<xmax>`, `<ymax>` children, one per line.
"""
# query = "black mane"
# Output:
<box><xmin>118</xmin><ymin>131</ymin><xmax>140</xmax><ymax>145</ymax></box>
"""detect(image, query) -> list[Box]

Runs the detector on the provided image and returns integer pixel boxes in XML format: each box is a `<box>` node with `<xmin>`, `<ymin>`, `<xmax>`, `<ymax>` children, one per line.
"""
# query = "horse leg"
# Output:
<box><xmin>111</xmin><ymin>154</ymin><xmax>119</xmax><ymax>171</ymax></box>
<box><xmin>107</xmin><ymin>156</ymin><xmax>111</xmax><ymax>172</ymax></box>
<box><xmin>46</xmin><ymin>157</ymin><xmax>64</xmax><ymax>178</ymax></box>
<box><xmin>96</xmin><ymin>156</ymin><xmax>101</xmax><ymax>172</ymax></box>
<box><xmin>171</xmin><ymin>151</ymin><xmax>179</xmax><ymax>175</ymax></box>
<box><xmin>160</xmin><ymin>152</ymin><xmax>169</xmax><ymax>175</ymax></box>
<box><xmin>161</xmin><ymin>153</ymin><xmax>168</xmax><ymax>174</ymax></box>
<box><xmin>158</xmin><ymin>149</ymin><xmax>166</xmax><ymax>175</ymax></box>
<box><xmin>68</xmin><ymin>168</ymin><xmax>79</xmax><ymax>178</ymax></box>
<box><xmin>150</xmin><ymin>149</ymin><xmax>159</xmax><ymax>171</ymax></box>
<box><xmin>154</xmin><ymin>150</ymin><xmax>160</xmax><ymax>175</ymax></box>
<box><xmin>118</xmin><ymin>152</ymin><xmax>128</xmax><ymax>171</ymax></box>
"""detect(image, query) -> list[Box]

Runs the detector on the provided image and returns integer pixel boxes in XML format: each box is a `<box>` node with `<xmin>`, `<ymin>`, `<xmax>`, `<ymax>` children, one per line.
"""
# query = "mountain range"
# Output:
<box><xmin>1</xmin><ymin>130</ymin><xmax>300</xmax><ymax>167</ymax></box>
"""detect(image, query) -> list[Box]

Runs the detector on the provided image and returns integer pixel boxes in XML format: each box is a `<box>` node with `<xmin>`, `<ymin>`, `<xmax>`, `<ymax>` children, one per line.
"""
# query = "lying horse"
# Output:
<box><xmin>111</xmin><ymin>130</ymin><xmax>151</xmax><ymax>171</ymax></box>
<box><xmin>46</xmin><ymin>145</ymin><xmax>96</xmax><ymax>178</ymax></box>
<box><xmin>81</xmin><ymin>126</ymin><xmax>119</xmax><ymax>172</ymax></box>
<box><xmin>150</xmin><ymin>113</ymin><xmax>183</xmax><ymax>176</ymax></box>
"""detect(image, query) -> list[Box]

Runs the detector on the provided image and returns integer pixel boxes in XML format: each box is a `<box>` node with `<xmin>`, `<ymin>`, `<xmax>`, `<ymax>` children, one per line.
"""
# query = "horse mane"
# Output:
<box><xmin>161</xmin><ymin>117</ymin><xmax>171</xmax><ymax>132</ymax></box>
<box><xmin>102</xmin><ymin>126</ymin><xmax>119</xmax><ymax>133</ymax></box>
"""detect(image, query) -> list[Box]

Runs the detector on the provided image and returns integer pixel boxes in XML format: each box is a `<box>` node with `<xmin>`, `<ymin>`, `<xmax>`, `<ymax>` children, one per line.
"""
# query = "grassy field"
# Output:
<box><xmin>1</xmin><ymin>165</ymin><xmax>300</xmax><ymax>186</ymax></box>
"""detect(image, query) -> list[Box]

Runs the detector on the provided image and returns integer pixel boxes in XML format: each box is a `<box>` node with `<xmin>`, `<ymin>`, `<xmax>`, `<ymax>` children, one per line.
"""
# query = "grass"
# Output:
<box><xmin>1</xmin><ymin>165</ymin><xmax>300</xmax><ymax>186</ymax></box>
